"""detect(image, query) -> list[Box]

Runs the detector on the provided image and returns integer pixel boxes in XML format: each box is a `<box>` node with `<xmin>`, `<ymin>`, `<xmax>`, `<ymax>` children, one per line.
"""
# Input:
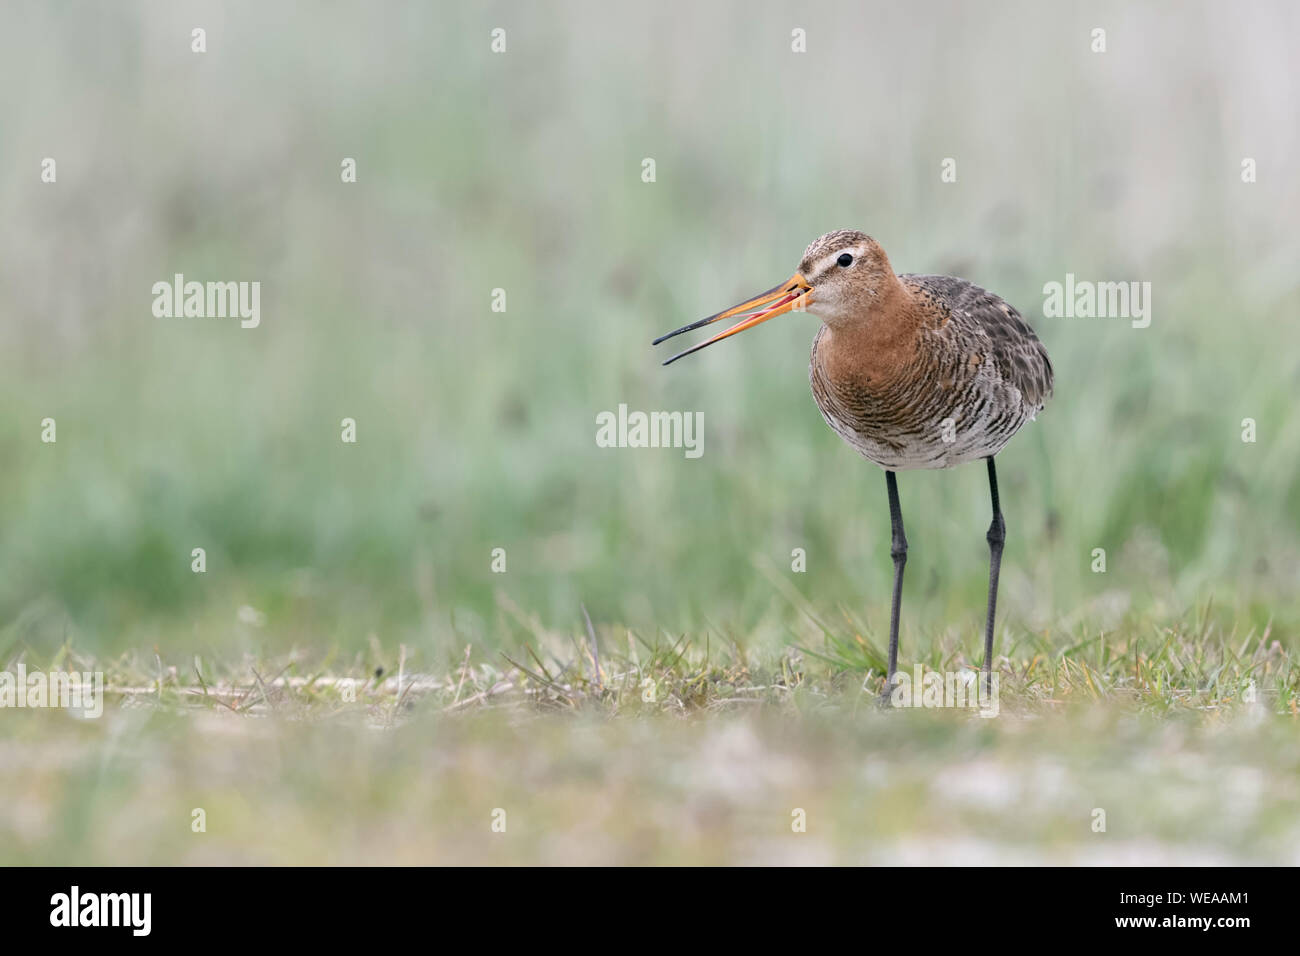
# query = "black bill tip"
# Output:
<box><xmin>652</xmin><ymin>314</ymin><xmax>720</xmax><ymax>346</ymax></box>
<box><xmin>652</xmin><ymin>280</ymin><xmax>789</xmax><ymax>348</ymax></box>
<box><xmin>661</xmin><ymin>338</ymin><xmax>714</xmax><ymax>366</ymax></box>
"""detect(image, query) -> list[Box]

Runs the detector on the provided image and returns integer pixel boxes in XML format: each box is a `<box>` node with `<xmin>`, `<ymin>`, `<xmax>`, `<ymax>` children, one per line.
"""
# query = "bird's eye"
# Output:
<box><xmin>837</xmin><ymin>253</ymin><xmax>853</xmax><ymax>267</ymax></box>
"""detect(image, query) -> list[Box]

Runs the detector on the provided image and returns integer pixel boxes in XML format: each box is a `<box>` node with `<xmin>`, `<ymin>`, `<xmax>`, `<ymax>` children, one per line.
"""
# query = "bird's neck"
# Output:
<box><xmin>816</xmin><ymin>275</ymin><xmax>922</xmax><ymax>391</ymax></box>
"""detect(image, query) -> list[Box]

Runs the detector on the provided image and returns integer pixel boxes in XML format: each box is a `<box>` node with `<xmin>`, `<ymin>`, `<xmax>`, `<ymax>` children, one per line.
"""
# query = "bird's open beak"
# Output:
<box><xmin>654</xmin><ymin>274</ymin><xmax>813</xmax><ymax>365</ymax></box>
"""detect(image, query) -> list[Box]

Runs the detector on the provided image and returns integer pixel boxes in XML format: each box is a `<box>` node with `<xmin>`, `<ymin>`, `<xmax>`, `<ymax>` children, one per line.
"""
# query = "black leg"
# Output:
<box><xmin>883</xmin><ymin>470</ymin><xmax>907</xmax><ymax>700</ymax></box>
<box><xmin>982</xmin><ymin>457</ymin><xmax>1005</xmax><ymax>694</ymax></box>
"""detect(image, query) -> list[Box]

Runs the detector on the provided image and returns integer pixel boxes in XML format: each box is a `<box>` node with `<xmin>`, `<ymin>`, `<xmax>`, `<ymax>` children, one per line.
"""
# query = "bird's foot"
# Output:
<box><xmin>876</xmin><ymin>677</ymin><xmax>897</xmax><ymax>709</ymax></box>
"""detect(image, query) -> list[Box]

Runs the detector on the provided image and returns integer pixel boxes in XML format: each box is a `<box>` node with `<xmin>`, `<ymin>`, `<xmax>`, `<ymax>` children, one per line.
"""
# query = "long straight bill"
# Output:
<box><xmin>655</xmin><ymin>274</ymin><xmax>812</xmax><ymax>366</ymax></box>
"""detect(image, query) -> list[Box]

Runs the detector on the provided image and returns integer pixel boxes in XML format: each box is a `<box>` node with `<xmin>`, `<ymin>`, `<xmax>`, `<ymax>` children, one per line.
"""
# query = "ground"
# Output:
<box><xmin>4</xmin><ymin>603</ymin><xmax>1296</xmax><ymax>865</ymax></box>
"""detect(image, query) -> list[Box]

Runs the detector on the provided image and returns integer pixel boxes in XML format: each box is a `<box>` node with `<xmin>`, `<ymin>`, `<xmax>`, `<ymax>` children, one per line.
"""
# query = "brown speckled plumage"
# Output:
<box><xmin>788</xmin><ymin>232</ymin><xmax>1053</xmax><ymax>470</ymax></box>
<box><xmin>811</xmin><ymin>269</ymin><xmax>1053</xmax><ymax>470</ymax></box>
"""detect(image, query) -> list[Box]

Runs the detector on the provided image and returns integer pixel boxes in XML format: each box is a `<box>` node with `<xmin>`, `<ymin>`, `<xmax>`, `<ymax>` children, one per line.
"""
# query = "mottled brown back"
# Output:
<box><xmin>902</xmin><ymin>274</ymin><xmax>1054</xmax><ymax>408</ymax></box>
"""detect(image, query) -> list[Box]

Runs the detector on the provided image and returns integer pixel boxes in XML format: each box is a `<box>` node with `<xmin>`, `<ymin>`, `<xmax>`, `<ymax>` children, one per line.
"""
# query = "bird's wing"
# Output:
<box><xmin>901</xmin><ymin>273</ymin><xmax>1054</xmax><ymax>409</ymax></box>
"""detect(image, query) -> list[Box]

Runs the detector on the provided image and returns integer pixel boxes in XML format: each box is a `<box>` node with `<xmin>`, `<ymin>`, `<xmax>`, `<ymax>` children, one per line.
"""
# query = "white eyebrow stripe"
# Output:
<box><xmin>810</xmin><ymin>247</ymin><xmax>861</xmax><ymax>277</ymax></box>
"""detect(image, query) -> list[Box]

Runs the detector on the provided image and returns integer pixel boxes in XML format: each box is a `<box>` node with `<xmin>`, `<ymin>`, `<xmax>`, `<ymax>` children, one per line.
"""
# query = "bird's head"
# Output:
<box><xmin>654</xmin><ymin>229</ymin><xmax>895</xmax><ymax>365</ymax></box>
<box><xmin>796</xmin><ymin>230</ymin><xmax>895</xmax><ymax>325</ymax></box>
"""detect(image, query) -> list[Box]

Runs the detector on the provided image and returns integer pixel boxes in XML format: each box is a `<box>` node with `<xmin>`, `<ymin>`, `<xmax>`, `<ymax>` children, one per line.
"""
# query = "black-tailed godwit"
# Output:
<box><xmin>654</xmin><ymin>230</ymin><xmax>1053</xmax><ymax>697</ymax></box>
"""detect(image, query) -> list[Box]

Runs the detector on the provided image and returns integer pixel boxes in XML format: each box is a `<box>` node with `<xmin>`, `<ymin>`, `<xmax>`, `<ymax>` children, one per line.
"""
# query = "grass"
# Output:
<box><xmin>4</xmin><ymin>603</ymin><xmax>1298</xmax><ymax>865</ymax></box>
<box><xmin>17</xmin><ymin>594</ymin><xmax>1297</xmax><ymax>719</ymax></box>
<box><xmin>5</xmin><ymin>597</ymin><xmax>1299</xmax><ymax>865</ymax></box>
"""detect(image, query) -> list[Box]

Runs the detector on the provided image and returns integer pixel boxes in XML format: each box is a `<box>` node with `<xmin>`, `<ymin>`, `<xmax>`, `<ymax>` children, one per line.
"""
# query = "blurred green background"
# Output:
<box><xmin>2</xmin><ymin>0</ymin><xmax>1297</xmax><ymax>668</ymax></box>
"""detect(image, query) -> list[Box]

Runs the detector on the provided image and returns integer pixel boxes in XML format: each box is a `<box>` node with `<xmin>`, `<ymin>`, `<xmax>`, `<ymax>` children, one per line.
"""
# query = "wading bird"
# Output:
<box><xmin>654</xmin><ymin>230</ymin><xmax>1053</xmax><ymax>696</ymax></box>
